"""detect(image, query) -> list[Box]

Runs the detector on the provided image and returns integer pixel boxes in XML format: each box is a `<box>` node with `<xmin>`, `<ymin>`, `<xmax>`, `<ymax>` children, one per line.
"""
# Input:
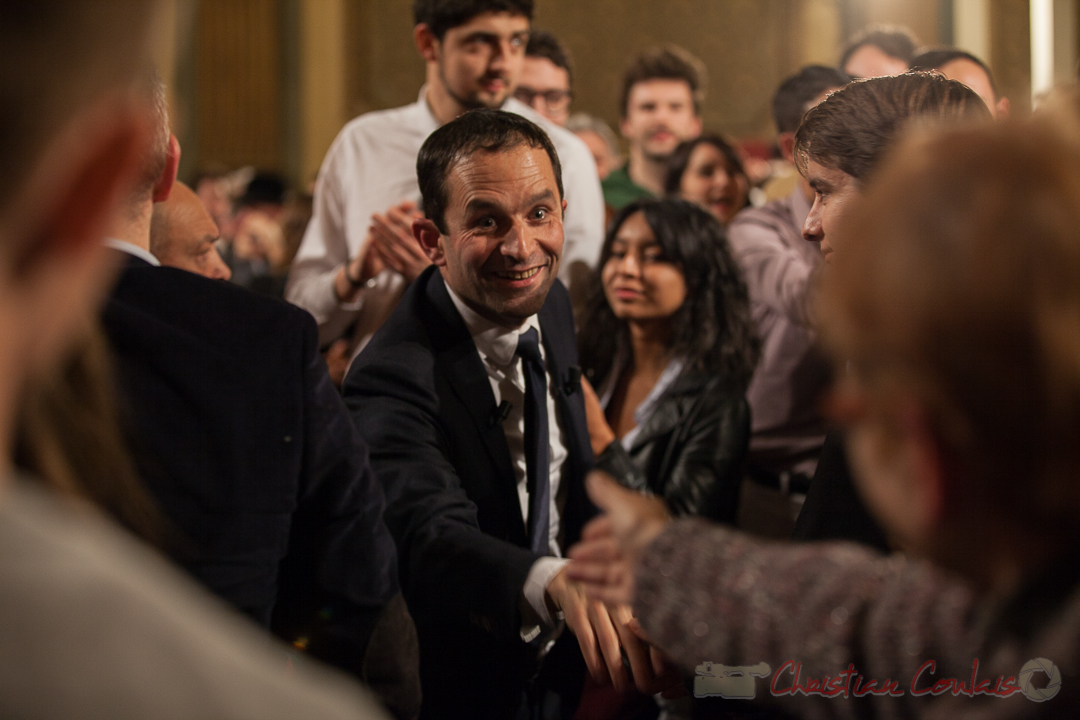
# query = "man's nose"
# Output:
<box><xmin>489</xmin><ymin>39</ymin><xmax>514</xmax><ymax>70</ymax></box>
<box><xmin>211</xmin><ymin>249</ymin><xmax>232</xmax><ymax>281</ymax></box>
<box><xmin>501</xmin><ymin>221</ymin><xmax>536</xmax><ymax>261</ymax></box>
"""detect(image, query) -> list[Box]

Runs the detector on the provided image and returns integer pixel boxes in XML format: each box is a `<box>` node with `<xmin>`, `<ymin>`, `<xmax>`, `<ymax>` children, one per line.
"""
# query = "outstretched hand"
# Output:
<box><xmin>566</xmin><ymin>471</ymin><xmax>670</xmax><ymax>606</ymax></box>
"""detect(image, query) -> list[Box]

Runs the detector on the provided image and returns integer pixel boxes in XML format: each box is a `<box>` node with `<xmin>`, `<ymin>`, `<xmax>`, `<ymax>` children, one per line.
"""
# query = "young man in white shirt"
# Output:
<box><xmin>286</xmin><ymin>0</ymin><xmax>604</xmax><ymax>361</ymax></box>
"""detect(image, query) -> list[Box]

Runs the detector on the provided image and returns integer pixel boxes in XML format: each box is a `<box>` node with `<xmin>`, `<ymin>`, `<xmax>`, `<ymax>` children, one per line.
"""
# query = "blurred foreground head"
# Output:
<box><xmin>818</xmin><ymin>118</ymin><xmax>1080</xmax><ymax>584</ymax></box>
<box><xmin>0</xmin><ymin>1</ymin><xmax>158</xmax><ymax>400</ymax></box>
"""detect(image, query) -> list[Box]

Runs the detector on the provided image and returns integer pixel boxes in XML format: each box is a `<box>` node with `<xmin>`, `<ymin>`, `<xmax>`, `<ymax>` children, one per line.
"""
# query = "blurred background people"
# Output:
<box><xmin>840</xmin><ymin>24</ymin><xmax>919</xmax><ymax>79</ymax></box>
<box><xmin>725</xmin><ymin>64</ymin><xmax>847</xmax><ymax>538</ymax></box>
<box><xmin>910</xmin><ymin>47</ymin><xmax>1010</xmax><ymax>117</ymax></box>
<box><xmin>604</xmin><ymin>45</ymin><xmax>705</xmax><ymax>210</ymax></box>
<box><xmin>663</xmin><ymin>134</ymin><xmax>750</xmax><ymax>224</ymax></box>
<box><xmin>579</xmin><ymin>198</ymin><xmax>759</xmax><ymax>524</ymax></box>
<box><xmin>515</xmin><ymin>29</ymin><xmax>574</xmax><ymax>126</ymax></box>
<box><xmin>761</xmin><ymin>64</ymin><xmax>850</xmax><ymax>202</ymax></box>
<box><xmin>567</xmin><ymin>112</ymin><xmax>621</xmax><ymax>182</ymax></box>
<box><xmin>150</xmin><ymin>181</ymin><xmax>232</xmax><ymax>279</ymax></box>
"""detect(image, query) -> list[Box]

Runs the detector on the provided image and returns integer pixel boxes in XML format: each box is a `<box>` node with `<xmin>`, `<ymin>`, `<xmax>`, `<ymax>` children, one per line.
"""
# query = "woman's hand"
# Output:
<box><xmin>581</xmin><ymin>376</ymin><xmax>616</xmax><ymax>456</ymax></box>
<box><xmin>566</xmin><ymin>471</ymin><xmax>670</xmax><ymax>606</ymax></box>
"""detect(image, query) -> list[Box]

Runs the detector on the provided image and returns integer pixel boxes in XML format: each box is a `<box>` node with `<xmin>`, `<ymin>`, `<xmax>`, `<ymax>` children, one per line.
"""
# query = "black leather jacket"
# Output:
<box><xmin>598</xmin><ymin>373</ymin><xmax>751</xmax><ymax>523</ymax></box>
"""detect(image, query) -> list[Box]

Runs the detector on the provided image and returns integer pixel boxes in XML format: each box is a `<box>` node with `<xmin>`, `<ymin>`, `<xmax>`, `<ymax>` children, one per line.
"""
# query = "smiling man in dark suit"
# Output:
<box><xmin>343</xmin><ymin>109</ymin><xmax>652</xmax><ymax>719</ymax></box>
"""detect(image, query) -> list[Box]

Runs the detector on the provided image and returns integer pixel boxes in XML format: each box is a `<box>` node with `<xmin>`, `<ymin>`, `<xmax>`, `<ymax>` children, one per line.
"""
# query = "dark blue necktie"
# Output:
<box><xmin>516</xmin><ymin>327</ymin><xmax>550</xmax><ymax>556</ymax></box>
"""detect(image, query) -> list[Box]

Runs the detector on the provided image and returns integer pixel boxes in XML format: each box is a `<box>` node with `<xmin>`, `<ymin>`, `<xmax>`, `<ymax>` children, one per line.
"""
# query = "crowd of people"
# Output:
<box><xmin>4</xmin><ymin>1</ymin><xmax>1080</xmax><ymax>719</ymax></box>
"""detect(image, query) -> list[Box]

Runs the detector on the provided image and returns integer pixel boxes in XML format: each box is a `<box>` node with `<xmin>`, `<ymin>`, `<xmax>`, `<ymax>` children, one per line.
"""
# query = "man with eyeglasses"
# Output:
<box><xmin>286</xmin><ymin>0</ymin><xmax>604</xmax><ymax>367</ymax></box>
<box><xmin>514</xmin><ymin>30</ymin><xmax>573</xmax><ymax>126</ymax></box>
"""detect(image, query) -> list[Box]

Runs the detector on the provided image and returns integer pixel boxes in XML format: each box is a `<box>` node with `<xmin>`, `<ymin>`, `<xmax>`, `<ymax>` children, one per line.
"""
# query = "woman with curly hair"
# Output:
<box><xmin>580</xmin><ymin>198</ymin><xmax>760</xmax><ymax>522</ymax></box>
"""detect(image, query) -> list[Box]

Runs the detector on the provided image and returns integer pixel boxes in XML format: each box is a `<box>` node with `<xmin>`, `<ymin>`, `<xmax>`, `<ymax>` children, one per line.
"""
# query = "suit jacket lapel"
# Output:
<box><xmin>539</xmin><ymin>299</ymin><xmax>592</xmax><ymax>484</ymax></box>
<box><xmin>627</xmin><ymin>375</ymin><xmax>707</xmax><ymax>451</ymax></box>
<box><xmin>424</xmin><ymin>272</ymin><xmax>524</xmax><ymax>536</ymax></box>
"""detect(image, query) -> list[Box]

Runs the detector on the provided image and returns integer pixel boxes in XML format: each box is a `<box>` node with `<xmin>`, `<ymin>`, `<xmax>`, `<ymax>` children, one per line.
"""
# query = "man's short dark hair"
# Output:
<box><xmin>417</xmin><ymin>109</ymin><xmax>563</xmax><ymax>233</ymax></box>
<box><xmin>794</xmin><ymin>72</ymin><xmax>990</xmax><ymax>183</ymax></box>
<box><xmin>910</xmin><ymin>48</ymin><xmax>998</xmax><ymax>98</ymax></box>
<box><xmin>772</xmin><ymin>65</ymin><xmax>851</xmax><ymax>134</ymax></box>
<box><xmin>619</xmin><ymin>45</ymin><xmax>706</xmax><ymax>118</ymax></box>
<box><xmin>840</xmin><ymin>24</ymin><xmax>919</xmax><ymax>72</ymax></box>
<box><xmin>413</xmin><ymin>0</ymin><xmax>533</xmax><ymax>40</ymax></box>
<box><xmin>525</xmin><ymin>29</ymin><xmax>572</xmax><ymax>85</ymax></box>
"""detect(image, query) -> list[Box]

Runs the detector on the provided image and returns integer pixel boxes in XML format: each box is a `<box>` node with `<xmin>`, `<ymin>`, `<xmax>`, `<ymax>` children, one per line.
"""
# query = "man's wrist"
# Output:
<box><xmin>524</xmin><ymin>557</ymin><xmax>570</xmax><ymax>629</ymax></box>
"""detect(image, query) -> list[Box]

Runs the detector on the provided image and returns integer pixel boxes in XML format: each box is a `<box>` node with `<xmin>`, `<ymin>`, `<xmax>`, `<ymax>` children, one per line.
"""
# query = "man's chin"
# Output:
<box><xmin>643</xmin><ymin>145</ymin><xmax>677</xmax><ymax>163</ymax></box>
<box><xmin>483</xmin><ymin>277</ymin><xmax>555</xmax><ymax>325</ymax></box>
<box><xmin>469</xmin><ymin>89</ymin><xmax>510</xmax><ymax>110</ymax></box>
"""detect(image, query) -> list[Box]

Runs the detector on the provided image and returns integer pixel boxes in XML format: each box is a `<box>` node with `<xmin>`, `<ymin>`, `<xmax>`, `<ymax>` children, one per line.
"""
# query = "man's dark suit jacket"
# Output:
<box><xmin>791</xmin><ymin>430</ymin><xmax>890</xmax><ymax>552</ymax></box>
<box><xmin>343</xmin><ymin>266</ymin><xmax>596</xmax><ymax>719</ymax></box>
<box><xmin>101</xmin><ymin>254</ymin><xmax>411</xmax><ymax>707</ymax></box>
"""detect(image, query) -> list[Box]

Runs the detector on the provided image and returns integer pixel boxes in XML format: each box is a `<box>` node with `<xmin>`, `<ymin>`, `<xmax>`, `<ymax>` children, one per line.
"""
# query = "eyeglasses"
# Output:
<box><xmin>514</xmin><ymin>86</ymin><xmax>573</xmax><ymax>111</ymax></box>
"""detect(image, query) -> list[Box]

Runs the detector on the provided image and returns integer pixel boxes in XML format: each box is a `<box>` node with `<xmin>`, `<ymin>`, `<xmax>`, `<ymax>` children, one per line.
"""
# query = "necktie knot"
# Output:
<box><xmin>515</xmin><ymin>327</ymin><xmax>543</xmax><ymax>367</ymax></box>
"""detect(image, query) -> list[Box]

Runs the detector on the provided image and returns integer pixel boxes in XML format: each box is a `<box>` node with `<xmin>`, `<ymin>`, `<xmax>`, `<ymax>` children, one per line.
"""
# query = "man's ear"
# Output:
<box><xmin>561</xmin><ymin>197</ymin><xmax>568</xmax><ymax>218</ymax></box>
<box><xmin>777</xmin><ymin>132</ymin><xmax>797</xmax><ymax>164</ymax></box>
<box><xmin>414</xmin><ymin>23</ymin><xmax>439</xmax><ymax>63</ymax></box>
<box><xmin>690</xmin><ymin>114</ymin><xmax>703</xmax><ymax>138</ymax></box>
<box><xmin>995</xmin><ymin>96</ymin><xmax>1010</xmax><ymax>119</ymax></box>
<box><xmin>152</xmin><ymin>133</ymin><xmax>181</xmax><ymax>203</ymax></box>
<box><xmin>413</xmin><ymin>217</ymin><xmax>446</xmax><ymax>266</ymax></box>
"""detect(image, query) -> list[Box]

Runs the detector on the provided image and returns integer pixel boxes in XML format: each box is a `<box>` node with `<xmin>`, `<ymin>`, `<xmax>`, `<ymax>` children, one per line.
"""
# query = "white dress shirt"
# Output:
<box><xmin>445</xmin><ymin>286</ymin><xmax>570</xmax><ymax>630</ymax></box>
<box><xmin>285</xmin><ymin>87</ymin><xmax>605</xmax><ymax>361</ymax></box>
<box><xmin>105</xmin><ymin>238</ymin><xmax>160</xmax><ymax>266</ymax></box>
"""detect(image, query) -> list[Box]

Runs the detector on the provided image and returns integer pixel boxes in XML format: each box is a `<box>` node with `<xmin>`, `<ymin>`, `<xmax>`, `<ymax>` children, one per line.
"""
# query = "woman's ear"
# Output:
<box><xmin>413</xmin><ymin>217</ymin><xmax>446</xmax><ymax>266</ymax></box>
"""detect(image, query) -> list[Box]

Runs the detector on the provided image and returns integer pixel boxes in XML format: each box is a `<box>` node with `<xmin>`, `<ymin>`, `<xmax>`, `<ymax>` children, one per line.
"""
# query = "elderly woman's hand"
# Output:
<box><xmin>566</xmin><ymin>471</ymin><xmax>670</xmax><ymax>606</ymax></box>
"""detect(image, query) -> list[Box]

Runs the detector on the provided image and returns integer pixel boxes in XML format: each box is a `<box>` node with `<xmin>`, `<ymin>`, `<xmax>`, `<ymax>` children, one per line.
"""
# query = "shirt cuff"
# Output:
<box><xmin>521</xmin><ymin>556</ymin><xmax>570</xmax><ymax>639</ymax></box>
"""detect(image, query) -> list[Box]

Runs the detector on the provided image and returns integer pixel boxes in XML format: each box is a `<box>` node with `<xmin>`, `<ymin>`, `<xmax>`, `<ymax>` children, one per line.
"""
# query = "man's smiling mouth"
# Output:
<box><xmin>496</xmin><ymin>267</ymin><xmax>542</xmax><ymax>280</ymax></box>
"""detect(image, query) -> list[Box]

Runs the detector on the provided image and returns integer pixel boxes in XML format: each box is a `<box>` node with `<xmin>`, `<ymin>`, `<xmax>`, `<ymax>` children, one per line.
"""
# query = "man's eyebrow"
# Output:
<box><xmin>525</xmin><ymin>189</ymin><xmax>555</xmax><ymax>206</ymax></box>
<box><xmin>463</xmin><ymin>198</ymin><xmax>502</xmax><ymax>215</ymax></box>
<box><xmin>462</xmin><ymin>31</ymin><xmax>504</xmax><ymax>43</ymax></box>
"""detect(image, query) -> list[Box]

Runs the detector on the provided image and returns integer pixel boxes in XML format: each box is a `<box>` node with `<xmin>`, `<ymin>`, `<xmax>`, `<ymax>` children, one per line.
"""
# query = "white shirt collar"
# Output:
<box><xmin>416</xmin><ymin>85</ymin><xmax>442</xmax><ymax>136</ymax></box>
<box><xmin>104</xmin><ymin>238</ymin><xmax>160</xmax><ymax>266</ymax></box>
<box><xmin>445</xmin><ymin>283</ymin><xmax>542</xmax><ymax>368</ymax></box>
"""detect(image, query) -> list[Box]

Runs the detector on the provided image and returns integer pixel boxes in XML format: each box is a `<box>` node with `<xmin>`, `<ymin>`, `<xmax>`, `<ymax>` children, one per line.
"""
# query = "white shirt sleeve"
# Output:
<box><xmin>285</xmin><ymin>130</ymin><xmax>366</xmax><ymax>346</ymax></box>
<box><xmin>552</xmin><ymin>131</ymin><xmax>605</xmax><ymax>285</ymax></box>
<box><xmin>521</xmin><ymin>556</ymin><xmax>570</xmax><ymax>635</ymax></box>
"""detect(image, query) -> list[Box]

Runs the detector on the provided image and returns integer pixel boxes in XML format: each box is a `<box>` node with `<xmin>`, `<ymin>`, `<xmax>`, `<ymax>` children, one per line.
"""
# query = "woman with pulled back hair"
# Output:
<box><xmin>579</xmin><ymin>197</ymin><xmax>759</xmax><ymax>522</ymax></box>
